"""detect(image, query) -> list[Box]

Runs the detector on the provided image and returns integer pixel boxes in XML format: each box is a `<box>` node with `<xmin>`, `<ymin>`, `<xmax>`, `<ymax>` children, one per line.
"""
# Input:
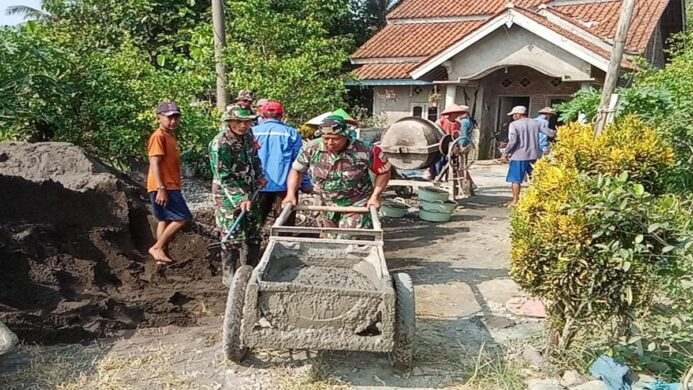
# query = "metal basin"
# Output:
<box><xmin>380</xmin><ymin>117</ymin><xmax>445</xmax><ymax>170</ymax></box>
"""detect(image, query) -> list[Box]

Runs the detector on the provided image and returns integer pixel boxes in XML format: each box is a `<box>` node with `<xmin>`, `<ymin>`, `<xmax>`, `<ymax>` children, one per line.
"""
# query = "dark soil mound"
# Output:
<box><xmin>0</xmin><ymin>142</ymin><xmax>225</xmax><ymax>344</ymax></box>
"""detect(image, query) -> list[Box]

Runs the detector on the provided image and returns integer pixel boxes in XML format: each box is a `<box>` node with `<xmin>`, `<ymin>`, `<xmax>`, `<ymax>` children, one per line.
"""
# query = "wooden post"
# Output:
<box><xmin>594</xmin><ymin>0</ymin><xmax>635</xmax><ymax>136</ymax></box>
<box><xmin>212</xmin><ymin>0</ymin><xmax>227</xmax><ymax>111</ymax></box>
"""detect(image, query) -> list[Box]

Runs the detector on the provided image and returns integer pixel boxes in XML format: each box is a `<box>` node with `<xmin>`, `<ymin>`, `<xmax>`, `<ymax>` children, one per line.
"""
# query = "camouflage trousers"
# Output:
<box><xmin>214</xmin><ymin>203</ymin><xmax>262</xmax><ymax>244</ymax></box>
<box><xmin>215</xmin><ymin>203</ymin><xmax>263</xmax><ymax>286</ymax></box>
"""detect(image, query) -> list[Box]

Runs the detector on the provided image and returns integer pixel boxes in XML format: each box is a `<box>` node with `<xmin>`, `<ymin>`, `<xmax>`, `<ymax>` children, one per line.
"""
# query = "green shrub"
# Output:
<box><xmin>510</xmin><ymin>117</ymin><xmax>691</xmax><ymax>368</ymax></box>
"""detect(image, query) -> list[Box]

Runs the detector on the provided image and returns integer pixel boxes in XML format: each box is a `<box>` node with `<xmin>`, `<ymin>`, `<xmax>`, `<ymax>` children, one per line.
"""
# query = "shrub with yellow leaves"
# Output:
<box><xmin>549</xmin><ymin>116</ymin><xmax>674</xmax><ymax>193</ymax></box>
<box><xmin>510</xmin><ymin>116</ymin><xmax>691</xmax><ymax>362</ymax></box>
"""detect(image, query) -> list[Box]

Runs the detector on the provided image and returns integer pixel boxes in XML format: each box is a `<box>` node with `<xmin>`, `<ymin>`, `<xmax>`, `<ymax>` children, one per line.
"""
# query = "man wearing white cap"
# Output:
<box><xmin>503</xmin><ymin>106</ymin><xmax>555</xmax><ymax>207</ymax></box>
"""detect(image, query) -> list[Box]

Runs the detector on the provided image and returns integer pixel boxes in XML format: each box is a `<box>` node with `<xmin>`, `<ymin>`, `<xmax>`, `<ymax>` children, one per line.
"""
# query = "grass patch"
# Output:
<box><xmin>274</xmin><ymin>358</ymin><xmax>350</xmax><ymax>390</ymax></box>
<box><xmin>0</xmin><ymin>342</ymin><xmax>217</xmax><ymax>390</ymax></box>
<box><xmin>455</xmin><ymin>343</ymin><xmax>528</xmax><ymax>390</ymax></box>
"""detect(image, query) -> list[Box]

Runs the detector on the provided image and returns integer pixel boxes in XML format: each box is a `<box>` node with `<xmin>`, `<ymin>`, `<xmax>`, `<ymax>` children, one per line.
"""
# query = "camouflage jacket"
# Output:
<box><xmin>292</xmin><ymin>139</ymin><xmax>375</xmax><ymax>206</ymax></box>
<box><xmin>208</xmin><ymin>129</ymin><xmax>264</xmax><ymax>212</ymax></box>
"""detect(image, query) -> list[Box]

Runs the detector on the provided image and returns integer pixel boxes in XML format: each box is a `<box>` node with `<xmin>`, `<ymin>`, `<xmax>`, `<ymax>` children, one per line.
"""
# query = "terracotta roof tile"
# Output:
<box><xmin>551</xmin><ymin>0</ymin><xmax>670</xmax><ymax>53</ymax></box>
<box><xmin>515</xmin><ymin>7</ymin><xmax>633</xmax><ymax>68</ymax></box>
<box><xmin>388</xmin><ymin>0</ymin><xmax>549</xmax><ymax>19</ymax></box>
<box><xmin>352</xmin><ymin>1</ymin><xmax>668</xmax><ymax>80</ymax></box>
<box><xmin>352</xmin><ymin>20</ymin><xmax>484</xmax><ymax>59</ymax></box>
<box><xmin>352</xmin><ymin>63</ymin><xmax>419</xmax><ymax>79</ymax></box>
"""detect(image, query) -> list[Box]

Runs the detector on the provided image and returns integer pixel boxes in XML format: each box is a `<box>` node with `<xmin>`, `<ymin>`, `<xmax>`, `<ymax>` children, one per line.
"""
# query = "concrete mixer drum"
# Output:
<box><xmin>380</xmin><ymin>117</ymin><xmax>451</xmax><ymax>170</ymax></box>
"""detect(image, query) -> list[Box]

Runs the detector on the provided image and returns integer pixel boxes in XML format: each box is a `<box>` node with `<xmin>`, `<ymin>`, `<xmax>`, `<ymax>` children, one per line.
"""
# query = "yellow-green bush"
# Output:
<box><xmin>510</xmin><ymin>116</ymin><xmax>692</xmax><ymax>367</ymax></box>
<box><xmin>550</xmin><ymin>117</ymin><xmax>674</xmax><ymax>193</ymax></box>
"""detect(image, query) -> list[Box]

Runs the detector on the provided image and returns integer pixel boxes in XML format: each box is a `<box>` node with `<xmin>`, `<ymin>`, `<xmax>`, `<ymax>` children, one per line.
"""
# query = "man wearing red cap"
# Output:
<box><xmin>252</xmin><ymin>100</ymin><xmax>308</xmax><ymax>230</ymax></box>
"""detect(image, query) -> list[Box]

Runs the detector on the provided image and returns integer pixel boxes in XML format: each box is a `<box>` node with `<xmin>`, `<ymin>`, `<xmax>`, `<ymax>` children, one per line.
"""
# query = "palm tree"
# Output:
<box><xmin>5</xmin><ymin>2</ymin><xmax>52</xmax><ymax>22</ymax></box>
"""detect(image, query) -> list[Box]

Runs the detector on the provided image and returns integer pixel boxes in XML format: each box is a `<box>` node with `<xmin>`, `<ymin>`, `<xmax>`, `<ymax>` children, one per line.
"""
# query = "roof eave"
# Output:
<box><xmin>410</xmin><ymin>8</ymin><xmax>612</xmax><ymax>80</ymax></box>
<box><xmin>346</xmin><ymin>79</ymin><xmax>431</xmax><ymax>86</ymax></box>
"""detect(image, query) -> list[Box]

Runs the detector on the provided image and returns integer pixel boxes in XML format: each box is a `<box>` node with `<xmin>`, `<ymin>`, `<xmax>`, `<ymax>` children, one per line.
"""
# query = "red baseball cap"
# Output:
<box><xmin>263</xmin><ymin>101</ymin><xmax>284</xmax><ymax>115</ymax></box>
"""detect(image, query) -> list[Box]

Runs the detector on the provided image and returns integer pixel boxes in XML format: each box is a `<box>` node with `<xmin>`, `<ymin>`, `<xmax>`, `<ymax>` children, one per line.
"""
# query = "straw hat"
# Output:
<box><xmin>538</xmin><ymin>107</ymin><xmax>557</xmax><ymax>116</ymax></box>
<box><xmin>441</xmin><ymin>104</ymin><xmax>470</xmax><ymax>116</ymax></box>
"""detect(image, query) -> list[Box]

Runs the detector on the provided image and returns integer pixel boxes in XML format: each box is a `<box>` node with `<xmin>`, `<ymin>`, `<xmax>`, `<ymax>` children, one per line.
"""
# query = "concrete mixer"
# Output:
<box><xmin>380</xmin><ymin>117</ymin><xmax>476</xmax><ymax>200</ymax></box>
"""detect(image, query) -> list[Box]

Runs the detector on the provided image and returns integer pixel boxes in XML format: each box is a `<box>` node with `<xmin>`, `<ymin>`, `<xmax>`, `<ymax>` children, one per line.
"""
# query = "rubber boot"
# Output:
<box><xmin>221</xmin><ymin>246</ymin><xmax>240</xmax><ymax>288</ymax></box>
<box><xmin>245</xmin><ymin>241</ymin><xmax>261</xmax><ymax>268</ymax></box>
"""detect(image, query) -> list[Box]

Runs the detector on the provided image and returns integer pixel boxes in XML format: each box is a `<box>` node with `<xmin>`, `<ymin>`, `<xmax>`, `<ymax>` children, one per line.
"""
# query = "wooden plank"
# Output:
<box><xmin>387</xmin><ymin>179</ymin><xmax>435</xmax><ymax>188</ymax></box>
<box><xmin>370</xmin><ymin>207</ymin><xmax>382</xmax><ymax>231</ymax></box>
<box><xmin>296</xmin><ymin>205</ymin><xmax>369</xmax><ymax>213</ymax></box>
<box><xmin>268</xmin><ymin>236</ymin><xmax>383</xmax><ymax>246</ymax></box>
<box><xmin>271</xmin><ymin>226</ymin><xmax>382</xmax><ymax>238</ymax></box>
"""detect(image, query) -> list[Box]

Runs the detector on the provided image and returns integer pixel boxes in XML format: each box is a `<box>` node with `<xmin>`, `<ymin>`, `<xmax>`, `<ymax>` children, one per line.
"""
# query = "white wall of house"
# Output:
<box><xmin>372</xmin><ymin>85</ymin><xmax>441</xmax><ymax>124</ymax></box>
<box><xmin>449</xmin><ymin>26</ymin><xmax>594</xmax><ymax>82</ymax></box>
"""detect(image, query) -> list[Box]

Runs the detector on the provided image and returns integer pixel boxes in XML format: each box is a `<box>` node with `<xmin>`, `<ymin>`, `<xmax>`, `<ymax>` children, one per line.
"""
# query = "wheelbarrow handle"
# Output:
<box><xmin>274</xmin><ymin>204</ymin><xmax>380</xmax><ymax>229</ymax></box>
<box><xmin>296</xmin><ymin>205</ymin><xmax>370</xmax><ymax>213</ymax></box>
<box><xmin>274</xmin><ymin>204</ymin><xmax>295</xmax><ymax>228</ymax></box>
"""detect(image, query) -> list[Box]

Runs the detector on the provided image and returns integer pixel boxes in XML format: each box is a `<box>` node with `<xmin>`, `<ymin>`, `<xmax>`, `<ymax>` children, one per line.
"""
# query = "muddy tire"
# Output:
<box><xmin>223</xmin><ymin>265</ymin><xmax>252</xmax><ymax>362</ymax></box>
<box><xmin>392</xmin><ymin>272</ymin><xmax>415</xmax><ymax>369</ymax></box>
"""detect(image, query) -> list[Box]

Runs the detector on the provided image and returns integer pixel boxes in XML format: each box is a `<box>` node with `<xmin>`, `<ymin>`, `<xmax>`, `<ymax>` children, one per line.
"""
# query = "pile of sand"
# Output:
<box><xmin>0</xmin><ymin>142</ymin><xmax>225</xmax><ymax>344</ymax></box>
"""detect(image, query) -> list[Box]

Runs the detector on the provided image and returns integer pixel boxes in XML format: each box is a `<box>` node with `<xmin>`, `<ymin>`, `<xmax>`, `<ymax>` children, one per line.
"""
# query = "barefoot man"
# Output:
<box><xmin>146</xmin><ymin>101</ymin><xmax>193</xmax><ymax>264</ymax></box>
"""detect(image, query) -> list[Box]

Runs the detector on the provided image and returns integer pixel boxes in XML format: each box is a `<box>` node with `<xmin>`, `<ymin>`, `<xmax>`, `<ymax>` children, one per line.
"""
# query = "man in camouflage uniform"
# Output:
<box><xmin>209</xmin><ymin>105</ymin><xmax>266</xmax><ymax>286</ymax></box>
<box><xmin>282</xmin><ymin>115</ymin><xmax>391</xmax><ymax>229</ymax></box>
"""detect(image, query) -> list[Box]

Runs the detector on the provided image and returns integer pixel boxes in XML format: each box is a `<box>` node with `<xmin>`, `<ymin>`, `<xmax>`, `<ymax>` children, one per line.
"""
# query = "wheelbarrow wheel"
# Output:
<box><xmin>392</xmin><ymin>272</ymin><xmax>415</xmax><ymax>369</ymax></box>
<box><xmin>223</xmin><ymin>265</ymin><xmax>252</xmax><ymax>362</ymax></box>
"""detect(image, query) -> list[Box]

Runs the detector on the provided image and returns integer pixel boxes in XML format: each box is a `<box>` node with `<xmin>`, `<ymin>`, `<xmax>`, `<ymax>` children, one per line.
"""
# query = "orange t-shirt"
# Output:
<box><xmin>146</xmin><ymin>128</ymin><xmax>182</xmax><ymax>192</ymax></box>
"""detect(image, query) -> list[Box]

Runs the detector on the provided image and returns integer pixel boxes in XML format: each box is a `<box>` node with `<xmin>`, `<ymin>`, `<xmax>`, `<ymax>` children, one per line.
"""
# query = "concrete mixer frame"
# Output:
<box><xmin>380</xmin><ymin>117</ymin><xmax>474</xmax><ymax>201</ymax></box>
<box><xmin>387</xmin><ymin>142</ymin><xmax>474</xmax><ymax>201</ymax></box>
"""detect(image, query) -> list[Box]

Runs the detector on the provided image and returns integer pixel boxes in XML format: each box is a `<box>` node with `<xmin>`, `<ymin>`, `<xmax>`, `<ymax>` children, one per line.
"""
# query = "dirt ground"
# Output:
<box><xmin>0</xmin><ymin>161</ymin><xmax>544</xmax><ymax>390</ymax></box>
<box><xmin>0</xmin><ymin>142</ymin><xmax>227</xmax><ymax>344</ymax></box>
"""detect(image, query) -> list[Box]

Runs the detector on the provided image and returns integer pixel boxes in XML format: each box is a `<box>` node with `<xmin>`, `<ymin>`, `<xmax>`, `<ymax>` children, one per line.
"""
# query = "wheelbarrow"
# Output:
<box><xmin>222</xmin><ymin>204</ymin><xmax>416</xmax><ymax>369</ymax></box>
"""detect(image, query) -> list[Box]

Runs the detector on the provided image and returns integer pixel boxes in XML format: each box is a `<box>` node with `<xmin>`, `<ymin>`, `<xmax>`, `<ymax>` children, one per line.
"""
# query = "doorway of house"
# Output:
<box><xmin>496</xmin><ymin>96</ymin><xmax>530</xmax><ymax>143</ymax></box>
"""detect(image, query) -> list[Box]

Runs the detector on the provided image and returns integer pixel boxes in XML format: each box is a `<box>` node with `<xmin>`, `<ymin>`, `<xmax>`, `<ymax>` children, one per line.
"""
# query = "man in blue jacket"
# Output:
<box><xmin>252</xmin><ymin>100</ymin><xmax>308</xmax><ymax>229</ymax></box>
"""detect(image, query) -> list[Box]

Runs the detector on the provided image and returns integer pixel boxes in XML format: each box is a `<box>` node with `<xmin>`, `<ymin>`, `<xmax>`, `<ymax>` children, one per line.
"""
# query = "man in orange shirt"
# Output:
<box><xmin>146</xmin><ymin>101</ymin><xmax>192</xmax><ymax>264</ymax></box>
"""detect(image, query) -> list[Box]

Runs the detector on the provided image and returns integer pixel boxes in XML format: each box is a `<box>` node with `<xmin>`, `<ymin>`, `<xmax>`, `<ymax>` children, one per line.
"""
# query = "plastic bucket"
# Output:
<box><xmin>420</xmin><ymin>200</ymin><xmax>457</xmax><ymax>214</ymax></box>
<box><xmin>381</xmin><ymin>199</ymin><xmax>409</xmax><ymax>218</ymax></box>
<box><xmin>417</xmin><ymin>187</ymin><xmax>449</xmax><ymax>202</ymax></box>
<box><xmin>419</xmin><ymin>209</ymin><xmax>452</xmax><ymax>222</ymax></box>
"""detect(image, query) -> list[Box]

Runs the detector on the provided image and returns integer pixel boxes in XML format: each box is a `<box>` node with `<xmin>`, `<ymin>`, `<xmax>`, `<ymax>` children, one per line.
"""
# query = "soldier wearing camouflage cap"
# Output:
<box><xmin>209</xmin><ymin>105</ymin><xmax>266</xmax><ymax>285</ymax></box>
<box><xmin>234</xmin><ymin>90</ymin><xmax>255</xmax><ymax>109</ymax></box>
<box><xmin>282</xmin><ymin>115</ymin><xmax>391</xmax><ymax>230</ymax></box>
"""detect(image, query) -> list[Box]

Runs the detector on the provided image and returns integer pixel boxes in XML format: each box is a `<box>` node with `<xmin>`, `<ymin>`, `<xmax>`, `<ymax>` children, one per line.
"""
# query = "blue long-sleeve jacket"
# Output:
<box><xmin>535</xmin><ymin>115</ymin><xmax>551</xmax><ymax>154</ymax></box>
<box><xmin>456</xmin><ymin>117</ymin><xmax>473</xmax><ymax>147</ymax></box>
<box><xmin>253</xmin><ymin>119</ymin><xmax>306</xmax><ymax>192</ymax></box>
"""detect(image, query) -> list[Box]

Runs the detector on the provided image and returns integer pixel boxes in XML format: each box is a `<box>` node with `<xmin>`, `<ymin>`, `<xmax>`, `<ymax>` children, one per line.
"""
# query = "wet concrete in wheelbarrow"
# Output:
<box><xmin>268</xmin><ymin>265</ymin><xmax>375</xmax><ymax>291</ymax></box>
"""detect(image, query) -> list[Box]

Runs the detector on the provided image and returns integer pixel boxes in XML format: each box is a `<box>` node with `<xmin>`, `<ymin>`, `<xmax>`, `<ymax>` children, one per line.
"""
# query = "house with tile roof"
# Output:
<box><xmin>349</xmin><ymin>0</ymin><xmax>686</xmax><ymax>158</ymax></box>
